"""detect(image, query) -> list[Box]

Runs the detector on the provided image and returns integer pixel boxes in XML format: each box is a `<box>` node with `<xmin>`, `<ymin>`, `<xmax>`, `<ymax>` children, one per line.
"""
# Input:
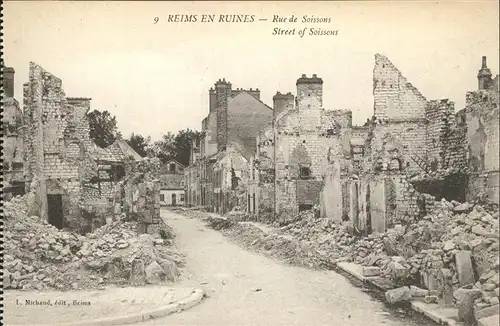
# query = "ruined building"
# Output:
<box><xmin>23</xmin><ymin>62</ymin><xmax>142</xmax><ymax>233</ymax></box>
<box><xmin>184</xmin><ymin>79</ymin><xmax>273</xmax><ymax>213</ymax></box>
<box><xmin>249</xmin><ymin>75</ymin><xmax>352</xmax><ymax>222</ymax></box>
<box><xmin>2</xmin><ymin>66</ymin><xmax>26</xmax><ymax>198</ymax></box>
<box><xmin>323</xmin><ymin>54</ymin><xmax>499</xmax><ymax>234</ymax></box>
<box><xmin>466</xmin><ymin>56</ymin><xmax>500</xmax><ymax>203</ymax></box>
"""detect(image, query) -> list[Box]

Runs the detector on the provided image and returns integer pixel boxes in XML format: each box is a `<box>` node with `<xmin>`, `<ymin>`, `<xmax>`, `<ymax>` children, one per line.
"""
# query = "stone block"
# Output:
<box><xmin>362</xmin><ymin>266</ymin><xmax>382</xmax><ymax>277</ymax></box>
<box><xmin>385</xmin><ymin>286</ymin><xmax>412</xmax><ymax>304</ymax></box>
<box><xmin>456</xmin><ymin>250</ymin><xmax>475</xmax><ymax>286</ymax></box>
<box><xmin>455</xmin><ymin>286</ymin><xmax>482</xmax><ymax>324</ymax></box>
<box><xmin>409</xmin><ymin>285</ymin><xmax>429</xmax><ymax>297</ymax></box>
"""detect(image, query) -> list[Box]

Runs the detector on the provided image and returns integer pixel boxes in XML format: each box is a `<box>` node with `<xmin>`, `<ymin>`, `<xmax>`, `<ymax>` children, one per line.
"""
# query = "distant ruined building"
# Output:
<box><xmin>184</xmin><ymin>79</ymin><xmax>272</xmax><ymax>214</ymax></box>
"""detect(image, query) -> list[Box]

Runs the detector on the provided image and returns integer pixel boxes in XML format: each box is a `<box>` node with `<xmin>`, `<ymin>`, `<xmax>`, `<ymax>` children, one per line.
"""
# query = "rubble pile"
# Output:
<box><xmin>4</xmin><ymin>194</ymin><xmax>185</xmax><ymax>292</ymax></box>
<box><xmin>204</xmin><ymin>215</ymin><xmax>333</xmax><ymax>269</ymax></box>
<box><xmin>225</xmin><ymin>206</ymin><xmax>251</xmax><ymax>222</ymax></box>
<box><xmin>274</xmin><ymin>207</ymin><xmax>320</xmax><ymax>227</ymax></box>
<box><xmin>344</xmin><ymin>198</ymin><xmax>499</xmax><ymax>313</ymax></box>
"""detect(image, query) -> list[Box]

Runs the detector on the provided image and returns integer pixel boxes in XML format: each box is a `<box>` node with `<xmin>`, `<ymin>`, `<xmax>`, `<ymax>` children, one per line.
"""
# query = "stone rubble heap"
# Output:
<box><xmin>279</xmin><ymin>210</ymin><xmax>356</xmax><ymax>262</ymax></box>
<box><xmin>203</xmin><ymin>214</ymin><xmax>334</xmax><ymax>270</ymax></box>
<box><xmin>4</xmin><ymin>194</ymin><xmax>185</xmax><ymax>291</ymax></box>
<box><xmin>344</xmin><ymin>198</ymin><xmax>499</xmax><ymax>324</ymax></box>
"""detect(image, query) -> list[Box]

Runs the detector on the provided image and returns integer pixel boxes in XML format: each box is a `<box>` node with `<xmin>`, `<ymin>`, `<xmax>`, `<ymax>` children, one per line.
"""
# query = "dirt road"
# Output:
<box><xmin>137</xmin><ymin>209</ymin><xmax>435</xmax><ymax>326</ymax></box>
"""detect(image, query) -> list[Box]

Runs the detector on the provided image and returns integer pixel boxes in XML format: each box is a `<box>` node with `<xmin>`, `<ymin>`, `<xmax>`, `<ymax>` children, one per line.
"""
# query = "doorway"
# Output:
<box><xmin>353</xmin><ymin>182</ymin><xmax>359</xmax><ymax>229</ymax></box>
<box><xmin>172</xmin><ymin>193</ymin><xmax>177</xmax><ymax>206</ymax></box>
<box><xmin>47</xmin><ymin>194</ymin><xmax>64</xmax><ymax>229</ymax></box>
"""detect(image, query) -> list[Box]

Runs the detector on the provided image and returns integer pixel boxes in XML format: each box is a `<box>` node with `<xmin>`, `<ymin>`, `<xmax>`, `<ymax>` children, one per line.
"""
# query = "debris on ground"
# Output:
<box><xmin>4</xmin><ymin>195</ymin><xmax>185</xmax><ymax>291</ymax></box>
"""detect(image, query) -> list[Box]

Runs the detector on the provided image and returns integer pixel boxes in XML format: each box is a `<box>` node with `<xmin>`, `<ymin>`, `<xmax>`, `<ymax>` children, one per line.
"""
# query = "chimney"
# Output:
<box><xmin>3</xmin><ymin>67</ymin><xmax>15</xmax><ymax>98</ymax></box>
<box><xmin>478</xmin><ymin>56</ymin><xmax>493</xmax><ymax>90</ymax></box>
<box><xmin>273</xmin><ymin>91</ymin><xmax>295</xmax><ymax>118</ymax></box>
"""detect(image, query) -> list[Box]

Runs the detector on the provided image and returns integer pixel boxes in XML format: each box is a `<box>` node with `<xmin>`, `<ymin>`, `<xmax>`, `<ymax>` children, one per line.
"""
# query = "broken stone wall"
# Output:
<box><xmin>426</xmin><ymin>99</ymin><xmax>455</xmax><ymax>170</ymax></box>
<box><xmin>255</xmin><ymin>123</ymin><xmax>275</xmax><ymax>220</ymax></box>
<box><xmin>118</xmin><ymin>159</ymin><xmax>161</xmax><ymax>233</ymax></box>
<box><xmin>274</xmin><ymin>104</ymin><xmax>352</xmax><ymax>217</ymax></box>
<box><xmin>23</xmin><ymin>63</ymin><xmax>117</xmax><ymax>232</ymax></box>
<box><xmin>466</xmin><ymin>89</ymin><xmax>500</xmax><ymax>203</ymax></box>
<box><xmin>426</xmin><ymin>99</ymin><xmax>469</xmax><ymax>175</ymax></box>
<box><xmin>3</xmin><ymin>97</ymin><xmax>25</xmax><ymax>184</ymax></box>
<box><xmin>365</xmin><ymin>120</ymin><xmax>427</xmax><ymax>176</ymax></box>
<box><xmin>373</xmin><ymin>54</ymin><xmax>427</xmax><ymax>121</ymax></box>
<box><xmin>24</xmin><ymin>63</ymin><xmax>85</xmax><ymax>225</ymax></box>
<box><xmin>321</xmin><ymin>160</ymin><xmax>343</xmax><ymax>223</ymax></box>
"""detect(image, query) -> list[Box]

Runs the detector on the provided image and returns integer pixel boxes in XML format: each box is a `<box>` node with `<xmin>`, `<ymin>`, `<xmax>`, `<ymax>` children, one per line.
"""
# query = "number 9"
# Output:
<box><xmin>154</xmin><ymin>17</ymin><xmax>159</xmax><ymax>24</ymax></box>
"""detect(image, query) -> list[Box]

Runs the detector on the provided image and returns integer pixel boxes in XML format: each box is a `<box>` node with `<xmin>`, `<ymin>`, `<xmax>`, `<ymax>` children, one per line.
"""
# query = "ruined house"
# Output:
<box><xmin>3</xmin><ymin>66</ymin><xmax>26</xmax><ymax>198</ymax></box>
<box><xmin>184</xmin><ymin>79</ymin><xmax>273</xmax><ymax>213</ymax></box>
<box><xmin>248</xmin><ymin>75</ymin><xmax>353</xmax><ymax>222</ymax></box>
<box><xmin>324</xmin><ymin>54</ymin><xmax>499</xmax><ymax>235</ymax></box>
<box><xmin>23</xmin><ymin>62</ymin><xmax>142</xmax><ymax>233</ymax></box>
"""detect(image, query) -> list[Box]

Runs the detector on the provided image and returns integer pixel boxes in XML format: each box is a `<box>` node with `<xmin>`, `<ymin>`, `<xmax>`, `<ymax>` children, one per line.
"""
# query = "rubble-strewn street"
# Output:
<box><xmin>136</xmin><ymin>208</ymin><xmax>434</xmax><ymax>326</ymax></box>
<box><xmin>3</xmin><ymin>3</ymin><xmax>500</xmax><ymax>324</ymax></box>
<box><xmin>168</xmin><ymin>199</ymin><xmax>500</xmax><ymax>325</ymax></box>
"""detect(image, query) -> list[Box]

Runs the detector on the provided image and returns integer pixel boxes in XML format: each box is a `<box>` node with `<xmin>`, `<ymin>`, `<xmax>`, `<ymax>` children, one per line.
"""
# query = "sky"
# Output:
<box><xmin>4</xmin><ymin>1</ymin><xmax>500</xmax><ymax>141</ymax></box>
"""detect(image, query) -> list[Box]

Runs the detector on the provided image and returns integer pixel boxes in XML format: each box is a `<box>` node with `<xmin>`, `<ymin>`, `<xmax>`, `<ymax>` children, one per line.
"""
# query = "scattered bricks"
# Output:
<box><xmin>385</xmin><ymin>286</ymin><xmax>412</xmax><ymax>305</ymax></box>
<box><xmin>362</xmin><ymin>266</ymin><xmax>382</xmax><ymax>277</ymax></box>
<box><xmin>456</xmin><ymin>250</ymin><xmax>475</xmax><ymax>286</ymax></box>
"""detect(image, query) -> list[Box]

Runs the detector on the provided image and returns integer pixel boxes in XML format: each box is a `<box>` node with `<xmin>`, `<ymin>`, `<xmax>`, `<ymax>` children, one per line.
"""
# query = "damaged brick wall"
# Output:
<box><xmin>373</xmin><ymin>54</ymin><xmax>427</xmax><ymax>121</ymax></box>
<box><xmin>23</xmin><ymin>62</ymin><xmax>126</xmax><ymax>233</ymax></box>
<box><xmin>466</xmin><ymin>87</ymin><xmax>500</xmax><ymax>203</ymax></box>
<box><xmin>273</xmin><ymin>74</ymin><xmax>352</xmax><ymax>218</ymax></box>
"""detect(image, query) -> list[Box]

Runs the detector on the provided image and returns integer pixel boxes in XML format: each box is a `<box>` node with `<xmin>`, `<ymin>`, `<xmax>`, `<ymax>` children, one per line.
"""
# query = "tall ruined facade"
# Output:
<box><xmin>248</xmin><ymin>75</ymin><xmax>352</xmax><ymax>222</ymax></box>
<box><xmin>23</xmin><ymin>62</ymin><xmax>97</xmax><ymax>230</ymax></box>
<box><xmin>466</xmin><ymin>57</ymin><xmax>500</xmax><ymax>203</ymax></box>
<box><xmin>23</xmin><ymin>62</ymin><xmax>143</xmax><ymax>233</ymax></box>
<box><xmin>3</xmin><ymin>66</ymin><xmax>25</xmax><ymax>197</ymax></box>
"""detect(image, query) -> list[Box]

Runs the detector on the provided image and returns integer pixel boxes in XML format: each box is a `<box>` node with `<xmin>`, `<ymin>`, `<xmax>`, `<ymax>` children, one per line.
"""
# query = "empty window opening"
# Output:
<box><xmin>299</xmin><ymin>166</ymin><xmax>312</xmax><ymax>179</ymax></box>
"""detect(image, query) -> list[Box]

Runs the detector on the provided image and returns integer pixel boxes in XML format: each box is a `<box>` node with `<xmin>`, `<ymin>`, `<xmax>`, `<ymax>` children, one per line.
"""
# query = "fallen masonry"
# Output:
<box><xmin>3</xmin><ymin>190</ymin><xmax>184</xmax><ymax>291</ymax></box>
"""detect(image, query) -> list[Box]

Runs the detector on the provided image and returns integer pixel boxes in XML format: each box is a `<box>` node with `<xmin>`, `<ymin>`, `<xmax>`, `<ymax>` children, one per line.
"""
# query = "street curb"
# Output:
<box><xmin>337</xmin><ymin>262</ymin><xmax>459</xmax><ymax>326</ymax></box>
<box><xmin>9</xmin><ymin>288</ymin><xmax>205</xmax><ymax>326</ymax></box>
<box><xmin>411</xmin><ymin>301</ymin><xmax>457</xmax><ymax>326</ymax></box>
